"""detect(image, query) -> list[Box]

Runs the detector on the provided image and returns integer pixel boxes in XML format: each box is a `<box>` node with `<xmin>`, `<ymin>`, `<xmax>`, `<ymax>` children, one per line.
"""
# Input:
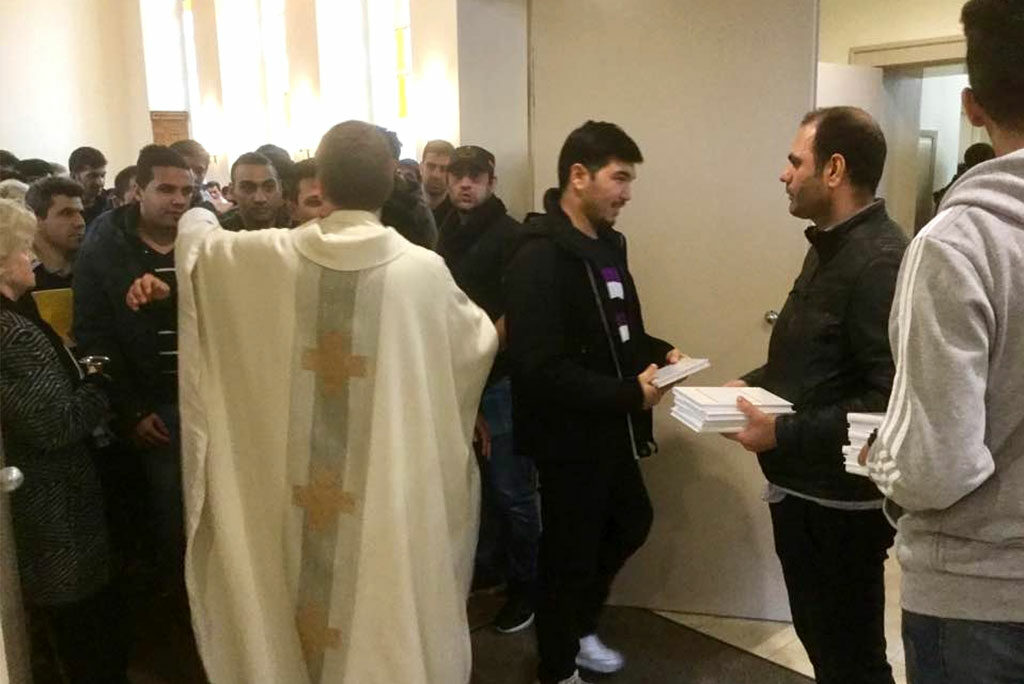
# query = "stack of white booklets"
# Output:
<box><xmin>845</xmin><ymin>413</ymin><xmax>885</xmax><ymax>476</ymax></box>
<box><xmin>670</xmin><ymin>387</ymin><xmax>794</xmax><ymax>433</ymax></box>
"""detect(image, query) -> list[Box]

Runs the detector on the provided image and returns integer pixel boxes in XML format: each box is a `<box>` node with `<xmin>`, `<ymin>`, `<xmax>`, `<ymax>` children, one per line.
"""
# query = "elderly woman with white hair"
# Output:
<box><xmin>0</xmin><ymin>198</ymin><xmax>127</xmax><ymax>682</ymax></box>
<box><xmin>0</xmin><ymin>177</ymin><xmax>29</xmax><ymax>204</ymax></box>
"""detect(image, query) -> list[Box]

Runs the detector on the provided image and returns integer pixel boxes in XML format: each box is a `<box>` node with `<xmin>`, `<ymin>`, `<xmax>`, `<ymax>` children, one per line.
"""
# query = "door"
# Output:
<box><xmin>530</xmin><ymin>0</ymin><xmax>817</xmax><ymax>620</ymax></box>
<box><xmin>1</xmin><ymin>440</ymin><xmax>31</xmax><ymax>684</ymax></box>
<box><xmin>915</xmin><ymin>131</ymin><xmax>938</xmax><ymax>232</ymax></box>
<box><xmin>814</xmin><ymin>62</ymin><xmax>925</xmax><ymax>237</ymax></box>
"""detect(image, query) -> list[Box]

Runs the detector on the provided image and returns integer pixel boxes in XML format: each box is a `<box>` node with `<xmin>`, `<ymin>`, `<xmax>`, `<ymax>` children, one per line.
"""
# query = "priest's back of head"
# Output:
<box><xmin>315</xmin><ymin>120</ymin><xmax>395</xmax><ymax>213</ymax></box>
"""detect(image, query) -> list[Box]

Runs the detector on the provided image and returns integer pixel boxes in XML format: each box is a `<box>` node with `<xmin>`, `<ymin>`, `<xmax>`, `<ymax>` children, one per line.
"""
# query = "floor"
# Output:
<box><xmin>472</xmin><ymin>604</ymin><xmax>813</xmax><ymax>684</ymax></box>
<box><xmin>656</xmin><ymin>555</ymin><xmax>906</xmax><ymax>683</ymax></box>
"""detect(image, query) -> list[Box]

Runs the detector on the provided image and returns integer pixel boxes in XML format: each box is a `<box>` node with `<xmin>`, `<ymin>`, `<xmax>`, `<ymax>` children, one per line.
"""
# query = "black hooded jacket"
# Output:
<box><xmin>504</xmin><ymin>188</ymin><xmax>673</xmax><ymax>464</ymax></box>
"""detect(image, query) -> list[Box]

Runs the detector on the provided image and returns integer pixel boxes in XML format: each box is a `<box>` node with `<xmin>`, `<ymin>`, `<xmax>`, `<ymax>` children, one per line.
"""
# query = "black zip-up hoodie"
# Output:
<box><xmin>504</xmin><ymin>188</ymin><xmax>673</xmax><ymax>464</ymax></box>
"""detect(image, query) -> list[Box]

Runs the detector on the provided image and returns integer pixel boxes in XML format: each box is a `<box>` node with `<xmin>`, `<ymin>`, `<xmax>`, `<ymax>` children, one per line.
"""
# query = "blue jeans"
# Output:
<box><xmin>141</xmin><ymin>403</ymin><xmax>184</xmax><ymax>578</ymax></box>
<box><xmin>476</xmin><ymin>378</ymin><xmax>540</xmax><ymax>592</ymax></box>
<box><xmin>903</xmin><ymin>610</ymin><xmax>1024</xmax><ymax>684</ymax></box>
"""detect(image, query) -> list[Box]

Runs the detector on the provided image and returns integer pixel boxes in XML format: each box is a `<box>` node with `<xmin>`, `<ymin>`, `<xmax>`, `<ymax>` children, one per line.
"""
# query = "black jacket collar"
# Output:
<box><xmin>437</xmin><ymin>194</ymin><xmax>509</xmax><ymax>259</ymax></box>
<box><xmin>804</xmin><ymin>199</ymin><xmax>887</xmax><ymax>263</ymax></box>
<box><xmin>524</xmin><ymin>187</ymin><xmax>626</xmax><ymax>265</ymax></box>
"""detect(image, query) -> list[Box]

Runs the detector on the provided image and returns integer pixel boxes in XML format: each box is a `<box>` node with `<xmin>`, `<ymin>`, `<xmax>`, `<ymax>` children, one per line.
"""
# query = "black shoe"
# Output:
<box><xmin>493</xmin><ymin>593</ymin><xmax>535</xmax><ymax>634</ymax></box>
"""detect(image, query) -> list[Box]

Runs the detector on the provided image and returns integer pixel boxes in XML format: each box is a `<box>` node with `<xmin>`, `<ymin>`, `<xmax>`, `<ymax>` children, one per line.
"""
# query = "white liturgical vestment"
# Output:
<box><xmin>176</xmin><ymin>208</ymin><xmax>496</xmax><ymax>683</ymax></box>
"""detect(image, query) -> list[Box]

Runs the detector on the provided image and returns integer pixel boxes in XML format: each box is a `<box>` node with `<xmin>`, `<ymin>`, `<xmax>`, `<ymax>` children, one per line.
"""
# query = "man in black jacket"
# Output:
<box><xmin>727</xmin><ymin>107</ymin><xmax>907</xmax><ymax>684</ymax></box>
<box><xmin>505</xmin><ymin>121</ymin><xmax>679</xmax><ymax>684</ymax></box>
<box><xmin>74</xmin><ymin>144</ymin><xmax>194</xmax><ymax>585</ymax></box>
<box><xmin>69</xmin><ymin>146</ymin><xmax>112</xmax><ymax>226</ymax></box>
<box><xmin>437</xmin><ymin>145</ymin><xmax>540</xmax><ymax>634</ymax></box>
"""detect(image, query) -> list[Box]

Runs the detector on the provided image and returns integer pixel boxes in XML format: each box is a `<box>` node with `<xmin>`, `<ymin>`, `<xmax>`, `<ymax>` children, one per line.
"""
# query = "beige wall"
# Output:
<box><xmin>408</xmin><ymin>0</ymin><xmax>531</xmax><ymax>218</ymax></box>
<box><xmin>457</xmin><ymin>0</ymin><xmax>530</xmax><ymax>219</ymax></box>
<box><xmin>0</xmin><ymin>0</ymin><xmax>151</xmax><ymax>175</ymax></box>
<box><xmin>530</xmin><ymin>0</ymin><xmax>817</xmax><ymax>619</ymax></box>
<box><xmin>410</xmin><ymin>0</ymin><xmax>462</xmax><ymax>148</ymax></box>
<box><xmin>819</xmin><ymin>0</ymin><xmax>965</xmax><ymax>63</ymax></box>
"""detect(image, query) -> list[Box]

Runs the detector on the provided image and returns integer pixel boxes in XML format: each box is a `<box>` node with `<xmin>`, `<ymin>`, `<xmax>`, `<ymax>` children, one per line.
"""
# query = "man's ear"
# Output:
<box><xmin>963</xmin><ymin>87</ymin><xmax>988</xmax><ymax>128</ymax></box>
<box><xmin>569</xmin><ymin>163</ymin><xmax>590</xmax><ymax>190</ymax></box>
<box><xmin>825</xmin><ymin>153</ymin><xmax>847</xmax><ymax>189</ymax></box>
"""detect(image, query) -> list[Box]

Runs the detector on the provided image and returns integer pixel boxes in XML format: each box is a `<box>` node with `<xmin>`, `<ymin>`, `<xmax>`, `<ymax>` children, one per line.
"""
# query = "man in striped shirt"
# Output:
<box><xmin>74</xmin><ymin>144</ymin><xmax>193</xmax><ymax>587</ymax></box>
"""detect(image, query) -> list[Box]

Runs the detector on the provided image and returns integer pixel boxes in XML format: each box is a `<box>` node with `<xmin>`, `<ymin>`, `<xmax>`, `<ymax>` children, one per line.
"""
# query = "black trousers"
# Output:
<box><xmin>770</xmin><ymin>495</ymin><xmax>896</xmax><ymax>684</ymax></box>
<box><xmin>29</xmin><ymin>583</ymin><xmax>129</xmax><ymax>683</ymax></box>
<box><xmin>535</xmin><ymin>455</ymin><xmax>653</xmax><ymax>682</ymax></box>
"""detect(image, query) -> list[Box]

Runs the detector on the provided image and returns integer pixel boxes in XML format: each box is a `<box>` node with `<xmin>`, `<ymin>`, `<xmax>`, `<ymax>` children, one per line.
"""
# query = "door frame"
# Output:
<box><xmin>849</xmin><ymin>35</ymin><xmax>966</xmax><ymax>68</ymax></box>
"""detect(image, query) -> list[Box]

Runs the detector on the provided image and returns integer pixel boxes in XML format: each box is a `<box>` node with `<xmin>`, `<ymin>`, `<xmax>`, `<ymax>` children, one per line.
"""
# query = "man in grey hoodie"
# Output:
<box><xmin>865</xmin><ymin>1</ymin><xmax>1024</xmax><ymax>681</ymax></box>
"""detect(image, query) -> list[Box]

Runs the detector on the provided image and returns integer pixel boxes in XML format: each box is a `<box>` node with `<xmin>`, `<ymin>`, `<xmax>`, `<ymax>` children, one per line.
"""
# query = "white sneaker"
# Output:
<box><xmin>534</xmin><ymin>670</ymin><xmax>592</xmax><ymax>684</ymax></box>
<box><xmin>575</xmin><ymin>633</ymin><xmax>625</xmax><ymax>673</ymax></box>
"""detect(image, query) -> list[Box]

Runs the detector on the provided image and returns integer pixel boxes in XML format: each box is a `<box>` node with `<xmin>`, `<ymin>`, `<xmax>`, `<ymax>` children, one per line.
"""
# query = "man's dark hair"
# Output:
<box><xmin>557</xmin><ymin>121</ymin><xmax>643</xmax><ymax>191</ymax></box>
<box><xmin>14</xmin><ymin>158</ymin><xmax>55</xmax><ymax>183</ymax></box>
<box><xmin>25</xmin><ymin>176</ymin><xmax>84</xmax><ymax>219</ymax></box>
<box><xmin>398</xmin><ymin>158</ymin><xmax>422</xmax><ymax>183</ymax></box>
<box><xmin>68</xmin><ymin>146</ymin><xmax>107</xmax><ymax>174</ymax></box>
<box><xmin>316</xmin><ymin>120</ymin><xmax>394</xmax><ymax>211</ymax></box>
<box><xmin>203</xmin><ymin>180</ymin><xmax>221</xmax><ymax>191</ymax></box>
<box><xmin>0</xmin><ymin>150</ymin><xmax>18</xmax><ymax>169</ymax></box>
<box><xmin>422</xmin><ymin>139</ymin><xmax>455</xmax><ymax>159</ymax></box>
<box><xmin>114</xmin><ymin>165</ymin><xmax>137</xmax><ymax>196</ymax></box>
<box><xmin>375</xmin><ymin>127</ymin><xmax>403</xmax><ymax>161</ymax></box>
<box><xmin>230</xmin><ymin>152</ymin><xmax>277</xmax><ymax>183</ymax></box>
<box><xmin>801</xmin><ymin>107</ymin><xmax>887</xmax><ymax>194</ymax></box>
<box><xmin>964</xmin><ymin>142</ymin><xmax>996</xmax><ymax>168</ymax></box>
<box><xmin>287</xmin><ymin>159</ymin><xmax>317</xmax><ymax>202</ymax></box>
<box><xmin>254</xmin><ymin>143</ymin><xmax>294</xmax><ymax>187</ymax></box>
<box><xmin>962</xmin><ymin>0</ymin><xmax>1024</xmax><ymax>131</ymax></box>
<box><xmin>170</xmin><ymin>139</ymin><xmax>209</xmax><ymax>159</ymax></box>
<box><xmin>135</xmin><ymin>144</ymin><xmax>190</xmax><ymax>189</ymax></box>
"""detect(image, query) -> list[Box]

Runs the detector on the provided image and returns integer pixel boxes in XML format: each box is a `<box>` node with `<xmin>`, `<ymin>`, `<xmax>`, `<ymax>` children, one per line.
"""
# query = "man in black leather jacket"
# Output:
<box><xmin>727</xmin><ymin>107</ymin><xmax>907</xmax><ymax>684</ymax></box>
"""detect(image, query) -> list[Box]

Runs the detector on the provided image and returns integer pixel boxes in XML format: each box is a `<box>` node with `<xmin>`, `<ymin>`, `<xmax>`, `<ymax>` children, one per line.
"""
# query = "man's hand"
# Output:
<box><xmin>665</xmin><ymin>348</ymin><xmax>684</xmax><ymax>364</ymax></box>
<box><xmin>126</xmin><ymin>274</ymin><xmax>171</xmax><ymax>312</ymax></box>
<box><xmin>638</xmin><ymin>364</ymin><xmax>666</xmax><ymax>410</ymax></box>
<box><xmin>725</xmin><ymin>397</ymin><xmax>778</xmax><ymax>453</ymax></box>
<box><xmin>858</xmin><ymin>443</ymin><xmax>871</xmax><ymax>466</ymax></box>
<box><xmin>723</xmin><ymin>379</ymin><xmax>748</xmax><ymax>388</ymax></box>
<box><xmin>134</xmin><ymin>412</ymin><xmax>171</xmax><ymax>448</ymax></box>
<box><xmin>473</xmin><ymin>412</ymin><xmax>492</xmax><ymax>461</ymax></box>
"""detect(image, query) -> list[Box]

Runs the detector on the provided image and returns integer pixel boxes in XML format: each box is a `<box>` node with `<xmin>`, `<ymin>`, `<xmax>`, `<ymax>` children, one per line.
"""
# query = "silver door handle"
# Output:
<box><xmin>765</xmin><ymin>310</ymin><xmax>779</xmax><ymax>325</ymax></box>
<box><xmin>1</xmin><ymin>466</ymin><xmax>24</xmax><ymax>493</ymax></box>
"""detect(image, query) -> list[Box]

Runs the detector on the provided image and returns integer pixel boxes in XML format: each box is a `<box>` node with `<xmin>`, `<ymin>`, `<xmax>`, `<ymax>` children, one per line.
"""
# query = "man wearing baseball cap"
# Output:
<box><xmin>437</xmin><ymin>144</ymin><xmax>540</xmax><ymax>635</ymax></box>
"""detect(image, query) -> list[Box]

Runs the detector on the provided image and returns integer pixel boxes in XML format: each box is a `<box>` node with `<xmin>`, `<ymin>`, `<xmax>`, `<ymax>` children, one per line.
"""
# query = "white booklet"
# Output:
<box><xmin>653</xmin><ymin>357</ymin><xmax>711</xmax><ymax>388</ymax></box>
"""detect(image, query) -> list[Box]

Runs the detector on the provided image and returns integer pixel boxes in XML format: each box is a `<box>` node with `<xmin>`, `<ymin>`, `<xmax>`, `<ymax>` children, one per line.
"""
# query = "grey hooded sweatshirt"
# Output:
<box><xmin>867</xmin><ymin>148</ymin><xmax>1024</xmax><ymax>622</ymax></box>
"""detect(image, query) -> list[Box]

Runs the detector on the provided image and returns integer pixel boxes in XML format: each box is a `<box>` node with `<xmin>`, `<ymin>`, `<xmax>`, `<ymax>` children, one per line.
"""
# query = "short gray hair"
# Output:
<box><xmin>0</xmin><ymin>198</ymin><xmax>37</xmax><ymax>278</ymax></box>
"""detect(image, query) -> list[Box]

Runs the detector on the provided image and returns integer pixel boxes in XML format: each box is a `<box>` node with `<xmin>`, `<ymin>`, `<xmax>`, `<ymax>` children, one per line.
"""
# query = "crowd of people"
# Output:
<box><xmin>1</xmin><ymin>1</ymin><xmax>1022</xmax><ymax>683</ymax></box>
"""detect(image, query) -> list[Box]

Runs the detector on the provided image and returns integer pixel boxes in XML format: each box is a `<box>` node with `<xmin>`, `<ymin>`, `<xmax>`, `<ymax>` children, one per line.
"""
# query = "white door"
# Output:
<box><xmin>530</xmin><ymin>0</ymin><xmax>818</xmax><ymax>620</ymax></box>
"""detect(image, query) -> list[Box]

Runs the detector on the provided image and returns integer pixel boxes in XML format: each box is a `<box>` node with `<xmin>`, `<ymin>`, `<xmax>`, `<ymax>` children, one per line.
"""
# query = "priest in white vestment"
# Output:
<box><xmin>174</xmin><ymin>121</ymin><xmax>497</xmax><ymax>683</ymax></box>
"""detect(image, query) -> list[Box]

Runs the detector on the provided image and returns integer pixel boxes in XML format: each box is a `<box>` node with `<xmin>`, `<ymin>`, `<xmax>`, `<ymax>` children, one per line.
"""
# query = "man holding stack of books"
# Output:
<box><xmin>725</xmin><ymin>107</ymin><xmax>907</xmax><ymax>684</ymax></box>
